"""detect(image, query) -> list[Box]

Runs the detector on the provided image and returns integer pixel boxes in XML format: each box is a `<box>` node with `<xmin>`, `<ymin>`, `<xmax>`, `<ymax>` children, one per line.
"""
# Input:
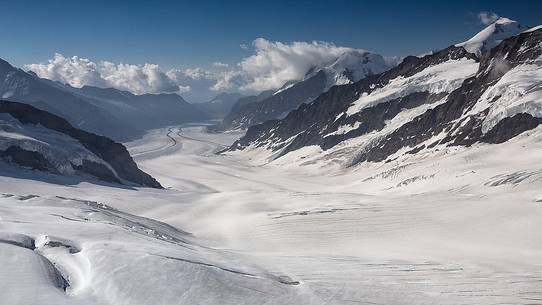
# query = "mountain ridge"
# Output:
<box><xmin>0</xmin><ymin>100</ymin><xmax>162</xmax><ymax>188</ymax></box>
<box><xmin>227</xmin><ymin>21</ymin><xmax>542</xmax><ymax>169</ymax></box>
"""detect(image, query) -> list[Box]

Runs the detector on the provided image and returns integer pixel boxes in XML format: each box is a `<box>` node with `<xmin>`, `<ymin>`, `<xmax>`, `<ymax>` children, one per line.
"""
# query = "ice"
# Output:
<box><xmin>477</xmin><ymin>58</ymin><xmax>542</xmax><ymax>133</ymax></box>
<box><xmin>1</xmin><ymin>124</ymin><xmax>542</xmax><ymax>304</ymax></box>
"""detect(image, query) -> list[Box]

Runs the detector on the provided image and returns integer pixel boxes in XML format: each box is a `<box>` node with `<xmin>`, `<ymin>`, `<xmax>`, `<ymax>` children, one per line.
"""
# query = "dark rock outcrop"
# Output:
<box><xmin>0</xmin><ymin>146</ymin><xmax>55</xmax><ymax>172</ymax></box>
<box><xmin>230</xmin><ymin>45</ymin><xmax>476</xmax><ymax>155</ymax></box>
<box><xmin>220</xmin><ymin>71</ymin><xmax>328</xmax><ymax>130</ymax></box>
<box><xmin>0</xmin><ymin>100</ymin><xmax>162</xmax><ymax>188</ymax></box>
<box><xmin>354</xmin><ymin>28</ymin><xmax>542</xmax><ymax>163</ymax></box>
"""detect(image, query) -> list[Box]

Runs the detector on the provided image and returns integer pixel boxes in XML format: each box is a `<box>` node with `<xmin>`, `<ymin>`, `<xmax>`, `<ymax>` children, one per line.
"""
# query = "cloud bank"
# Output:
<box><xmin>235</xmin><ymin>38</ymin><xmax>352</xmax><ymax>91</ymax></box>
<box><xmin>26</xmin><ymin>53</ymin><xmax>184</xmax><ymax>94</ymax></box>
<box><xmin>26</xmin><ymin>38</ymin><xmax>363</xmax><ymax>101</ymax></box>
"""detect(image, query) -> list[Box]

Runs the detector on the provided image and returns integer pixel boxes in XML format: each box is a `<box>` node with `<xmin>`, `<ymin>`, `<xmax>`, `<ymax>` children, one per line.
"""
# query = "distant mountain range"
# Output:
<box><xmin>194</xmin><ymin>92</ymin><xmax>246</xmax><ymax>119</ymax></box>
<box><xmin>0</xmin><ymin>60</ymin><xmax>208</xmax><ymax>140</ymax></box>
<box><xmin>227</xmin><ymin>18</ymin><xmax>542</xmax><ymax>167</ymax></box>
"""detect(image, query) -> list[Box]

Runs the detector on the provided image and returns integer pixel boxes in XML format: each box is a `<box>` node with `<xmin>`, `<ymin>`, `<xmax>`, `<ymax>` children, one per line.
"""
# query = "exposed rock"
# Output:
<box><xmin>0</xmin><ymin>100</ymin><xmax>162</xmax><ymax>188</ymax></box>
<box><xmin>0</xmin><ymin>146</ymin><xmax>55</xmax><ymax>172</ymax></box>
<box><xmin>229</xmin><ymin>29</ymin><xmax>542</xmax><ymax>167</ymax></box>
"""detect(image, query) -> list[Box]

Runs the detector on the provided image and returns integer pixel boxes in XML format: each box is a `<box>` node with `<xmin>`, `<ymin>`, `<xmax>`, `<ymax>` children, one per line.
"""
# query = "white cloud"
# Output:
<box><xmin>26</xmin><ymin>53</ymin><xmax>184</xmax><ymax>95</ymax></box>
<box><xmin>478</xmin><ymin>11</ymin><xmax>499</xmax><ymax>25</ymax></box>
<box><xmin>212</xmin><ymin>62</ymin><xmax>229</xmax><ymax>68</ymax></box>
<box><xmin>180</xmin><ymin>67</ymin><xmax>216</xmax><ymax>80</ymax></box>
<box><xmin>169</xmin><ymin>38</ymin><xmax>361</xmax><ymax>94</ymax></box>
<box><xmin>235</xmin><ymin>38</ymin><xmax>353</xmax><ymax>91</ymax></box>
<box><xmin>25</xmin><ymin>53</ymin><xmax>106</xmax><ymax>88</ymax></box>
<box><xmin>210</xmin><ymin>70</ymin><xmax>247</xmax><ymax>91</ymax></box>
<box><xmin>26</xmin><ymin>38</ymin><xmax>370</xmax><ymax>101</ymax></box>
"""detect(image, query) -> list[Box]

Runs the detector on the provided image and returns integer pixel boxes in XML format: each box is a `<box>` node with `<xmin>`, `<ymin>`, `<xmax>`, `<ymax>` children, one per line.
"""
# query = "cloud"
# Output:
<box><xmin>180</xmin><ymin>67</ymin><xmax>216</xmax><ymax>80</ymax></box>
<box><xmin>210</xmin><ymin>70</ymin><xmax>248</xmax><ymax>91</ymax></box>
<box><xmin>478</xmin><ymin>11</ymin><xmax>499</xmax><ymax>25</ymax></box>
<box><xmin>25</xmin><ymin>53</ymin><xmax>106</xmax><ymax>88</ymax></box>
<box><xmin>165</xmin><ymin>68</ymin><xmax>221</xmax><ymax>102</ymax></box>
<box><xmin>26</xmin><ymin>38</ymin><xmax>368</xmax><ymax>101</ymax></box>
<box><xmin>212</xmin><ymin>62</ymin><xmax>229</xmax><ymax>68</ymax></box>
<box><xmin>219</xmin><ymin>38</ymin><xmax>354</xmax><ymax>91</ymax></box>
<box><xmin>26</xmin><ymin>53</ymin><xmax>185</xmax><ymax>95</ymax></box>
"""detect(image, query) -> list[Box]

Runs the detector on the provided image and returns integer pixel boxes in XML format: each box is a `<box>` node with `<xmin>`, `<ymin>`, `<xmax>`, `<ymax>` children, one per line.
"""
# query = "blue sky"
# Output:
<box><xmin>2</xmin><ymin>0</ymin><xmax>541</xmax><ymax>68</ymax></box>
<box><xmin>1</xmin><ymin>0</ymin><xmax>540</xmax><ymax>102</ymax></box>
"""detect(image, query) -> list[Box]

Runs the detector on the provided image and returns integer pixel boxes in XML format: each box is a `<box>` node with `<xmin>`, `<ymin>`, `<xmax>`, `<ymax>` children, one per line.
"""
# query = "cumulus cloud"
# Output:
<box><xmin>180</xmin><ymin>67</ymin><xmax>216</xmax><ymax>80</ymax></box>
<box><xmin>478</xmin><ymin>11</ymin><xmax>499</xmax><ymax>25</ymax></box>
<box><xmin>171</xmin><ymin>38</ymin><xmax>359</xmax><ymax>94</ymax></box>
<box><xmin>235</xmin><ymin>38</ymin><xmax>352</xmax><ymax>91</ymax></box>
<box><xmin>210</xmin><ymin>70</ymin><xmax>248</xmax><ymax>91</ymax></box>
<box><xmin>174</xmin><ymin>38</ymin><xmax>356</xmax><ymax>93</ymax></box>
<box><xmin>26</xmin><ymin>53</ymin><xmax>106</xmax><ymax>88</ymax></box>
<box><xmin>26</xmin><ymin>53</ymin><xmax>184</xmax><ymax>95</ymax></box>
<box><xmin>26</xmin><ymin>38</ymin><xmax>366</xmax><ymax>101</ymax></box>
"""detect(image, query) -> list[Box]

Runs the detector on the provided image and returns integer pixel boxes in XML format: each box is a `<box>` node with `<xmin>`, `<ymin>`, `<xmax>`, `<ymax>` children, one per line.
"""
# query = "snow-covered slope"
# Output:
<box><xmin>0</xmin><ymin>100</ymin><xmax>161</xmax><ymax>187</ymax></box>
<box><xmin>228</xmin><ymin>27</ymin><xmax>542</xmax><ymax>170</ymax></box>
<box><xmin>219</xmin><ymin>50</ymin><xmax>398</xmax><ymax>130</ymax></box>
<box><xmin>2</xmin><ymin>124</ymin><xmax>542</xmax><ymax>304</ymax></box>
<box><xmin>322</xmin><ymin>50</ymin><xmax>400</xmax><ymax>89</ymax></box>
<box><xmin>456</xmin><ymin>17</ymin><xmax>528</xmax><ymax>57</ymax></box>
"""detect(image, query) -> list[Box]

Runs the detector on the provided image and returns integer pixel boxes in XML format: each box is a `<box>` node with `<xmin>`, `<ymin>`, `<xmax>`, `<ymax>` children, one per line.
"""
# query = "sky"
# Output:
<box><xmin>1</xmin><ymin>0</ymin><xmax>541</xmax><ymax>102</ymax></box>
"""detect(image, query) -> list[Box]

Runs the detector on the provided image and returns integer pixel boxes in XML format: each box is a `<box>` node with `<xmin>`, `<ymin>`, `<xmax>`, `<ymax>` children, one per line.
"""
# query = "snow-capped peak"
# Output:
<box><xmin>319</xmin><ymin>50</ymin><xmax>399</xmax><ymax>89</ymax></box>
<box><xmin>456</xmin><ymin>17</ymin><xmax>528</xmax><ymax>57</ymax></box>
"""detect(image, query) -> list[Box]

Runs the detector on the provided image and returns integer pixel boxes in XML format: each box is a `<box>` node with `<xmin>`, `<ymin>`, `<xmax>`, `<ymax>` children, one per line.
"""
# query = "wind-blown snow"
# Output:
<box><xmin>321</xmin><ymin>50</ymin><xmax>399</xmax><ymax>89</ymax></box>
<box><xmin>456</xmin><ymin>17</ymin><xmax>528</xmax><ymax>57</ymax></box>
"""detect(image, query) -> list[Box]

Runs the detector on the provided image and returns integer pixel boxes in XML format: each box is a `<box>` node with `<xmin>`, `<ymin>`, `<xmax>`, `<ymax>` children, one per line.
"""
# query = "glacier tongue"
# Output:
<box><xmin>4</xmin><ymin>124</ymin><xmax>542</xmax><ymax>304</ymax></box>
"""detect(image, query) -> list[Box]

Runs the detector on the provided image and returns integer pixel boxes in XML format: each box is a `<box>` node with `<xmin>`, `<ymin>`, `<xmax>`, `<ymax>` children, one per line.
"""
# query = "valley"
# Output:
<box><xmin>1</xmin><ymin>7</ymin><xmax>541</xmax><ymax>304</ymax></box>
<box><xmin>1</xmin><ymin>124</ymin><xmax>541</xmax><ymax>304</ymax></box>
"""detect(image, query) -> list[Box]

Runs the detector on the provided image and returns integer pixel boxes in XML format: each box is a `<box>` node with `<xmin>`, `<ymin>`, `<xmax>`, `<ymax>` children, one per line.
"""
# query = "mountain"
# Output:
<box><xmin>218</xmin><ymin>50</ymin><xmax>399</xmax><ymax>130</ymax></box>
<box><xmin>71</xmin><ymin>85</ymin><xmax>209</xmax><ymax>132</ymax></box>
<box><xmin>0</xmin><ymin>59</ymin><xmax>132</xmax><ymax>139</ymax></box>
<box><xmin>456</xmin><ymin>17</ymin><xmax>528</xmax><ymax>57</ymax></box>
<box><xmin>194</xmin><ymin>92</ymin><xmax>245</xmax><ymax>119</ymax></box>
<box><xmin>0</xmin><ymin>100</ymin><xmax>162</xmax><ymax>188</ymax></box>
<box><xmin>0</xmin><ymin>58</ymin><xmax>209</xmax><ymax>140</ymax></box>
<box><xmin>227</xmin><ymin>23</ymin><xmax>542</xmax><ymax>168</ymax></box>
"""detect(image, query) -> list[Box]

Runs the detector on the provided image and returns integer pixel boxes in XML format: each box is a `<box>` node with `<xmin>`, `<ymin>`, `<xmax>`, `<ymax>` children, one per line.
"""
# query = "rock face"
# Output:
<box><xmin>354</xmin><ymin>28</ymin><xmax>542</xmax><ymax>164</ymax></box>
<box><xmin>0</xmin><ymin>100</ymin><xmax>162</xmax><ymax>188</ymax></box>
<box><xmin>229</xmin><ymin>28</ymin><xmax>542</xmax><ymax>167</ymax></box>
<box><xmin>230</xmin><ymin>45</ymin><xmax>477</xmax><ymax>154</ymax></box>
<box><xmin>221</xmin><ymin>71</ymin><xmax>328</xmax><ymax>130</ymax></box>
<box><xmin>219</xmin><ymin>50</ymin><xmax>398</xmax><ymax>130</ymax></box>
